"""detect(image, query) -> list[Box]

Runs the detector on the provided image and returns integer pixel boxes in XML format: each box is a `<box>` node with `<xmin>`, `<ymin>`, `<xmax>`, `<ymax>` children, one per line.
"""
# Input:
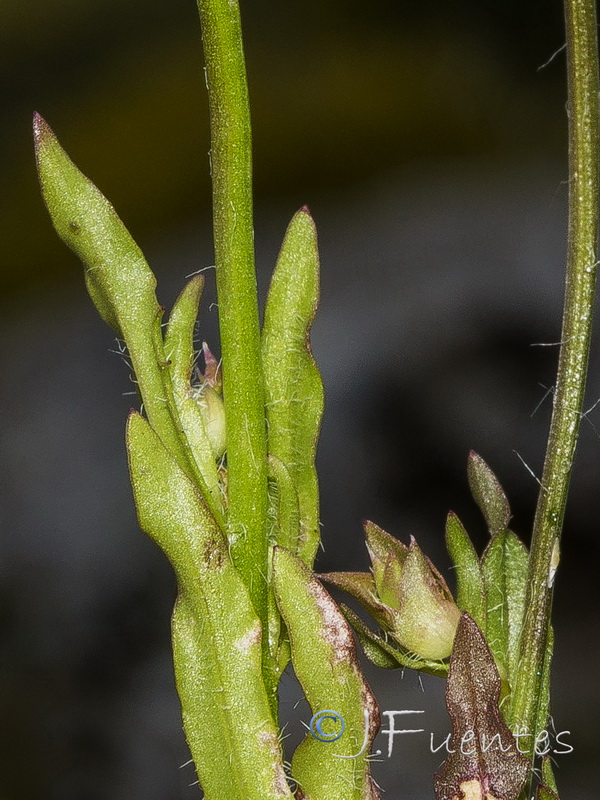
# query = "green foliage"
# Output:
<box><xmin>445</xmin><ymin>512</ymin><xmax>486</xmax><ymax>632</ymax></box>
<box><xmin>34</xmin><ymin>99</ymin><xmax>376</xmax><ymax>797</ymax></box>
<box><xmin>467</xmin><ymin>450</ymin><xmax>511</xmax><ymax>536</ymax></box>
<box><xmin>481</xmin><ymin>529</ymin><xmax>529</xmax><ymax>696</ymax></box>
<box><xmin>540</xmin><ymin>757</ymin><xmax>559</xmax><ymax>795</ymax></box>
<box><xmin>262</xmin><ymin>208</ymin><xmax>324</xmax><ymax>567</ymax></box>
<box><xmin>33</xmin><ymin>114</ymin><xmax>191</xmax><ymax>475</ymax></box>
<box><xmin>34</xmin><ymin>0</ymin><xmax>600</xmax><ymax>798</ymax></box>
<box><xmin>127</xmin><ymin>412</ymin><xmax>291</xmax><ymax>799</ymax></box>
<box><xmin>164</xmin><ymin>276</ymin><xmax>226</xmax><ymax>521</ymax></box>
<box><xmin>322</xmin><ymin>522</ymin><xmax>460</xmax><ymax>673</ymax></box>
<box><xmin>273</xmin><ymin>547</ymin><xmax>380</xmax><ymax>800</ymax></box>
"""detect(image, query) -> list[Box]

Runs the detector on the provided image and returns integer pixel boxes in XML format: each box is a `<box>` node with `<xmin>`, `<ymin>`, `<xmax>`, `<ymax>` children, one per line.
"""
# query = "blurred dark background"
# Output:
<box><xmin>1</xmin><ymin>0</ymin><xmax>598</xmax><ymax>797</ymax></box>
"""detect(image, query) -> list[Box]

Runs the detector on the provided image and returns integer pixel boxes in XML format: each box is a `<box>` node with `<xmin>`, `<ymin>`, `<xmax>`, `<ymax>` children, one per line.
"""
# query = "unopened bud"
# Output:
<box><xmin>192</xmin><ymin>383</ymin><xmax>226</xmax><ymax>459</ymax></box>
<box><xmin>322</xmin><ymin>523</ymin><xmax>460</xmax><ymax>663</ymax></box>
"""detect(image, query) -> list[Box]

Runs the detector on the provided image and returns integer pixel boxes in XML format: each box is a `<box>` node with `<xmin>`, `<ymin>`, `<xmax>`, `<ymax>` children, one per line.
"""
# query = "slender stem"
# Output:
<box><xmin>196</xmin><ymin>0</ymin><xmax>272</xmax><ymax>692</ymax></box>
<box><xmin>509</xmin><ymin>0</ymin><xmax>599</xmax><ymax>746</ymax></box>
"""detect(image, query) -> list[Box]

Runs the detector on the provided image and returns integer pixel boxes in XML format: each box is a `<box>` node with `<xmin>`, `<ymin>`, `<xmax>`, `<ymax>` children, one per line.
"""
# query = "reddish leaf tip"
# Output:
<box><xmin>32</xmin><ymin>112</ymin><xmax>51</xmax><ymax>147</ymax></box>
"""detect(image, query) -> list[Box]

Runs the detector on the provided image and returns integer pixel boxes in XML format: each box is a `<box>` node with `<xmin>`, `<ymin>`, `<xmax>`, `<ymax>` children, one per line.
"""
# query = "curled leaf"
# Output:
<box><xmin>266</xmin><ymin>456</ymin><xmax>301</xmax><ymax>669</ymax></box>
<box><xmin>268</xmin><ymin>454</ymin><xmax>301</xmax><ymax>554</ymax></box>
<box><xmin>434</xmin><ymin>614</ymin><xmax>529</xmax><ymax>800</ymax></box>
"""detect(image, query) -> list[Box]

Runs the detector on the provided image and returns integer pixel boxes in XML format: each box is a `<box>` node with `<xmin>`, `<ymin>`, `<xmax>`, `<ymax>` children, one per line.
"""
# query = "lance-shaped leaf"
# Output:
<box><xmin>468</xmin><ymin>452</ymin><xmax>511</xmax><ymax>536</ymax></box>
<box><xmin>434</xmin><ymin>614</ymin><xmax>529</xmax><ymax>800</ymax></box>
<box><xmin>445</xmin><ymin>512</ymin><xmax>486</xmax><ymax>632</ymax></box>
<box><xmin>262</xmin><ymin>208</ymin><xmax>324</xmax><ymax>567</ymax></box>
<box><xmin>536</xmin><ymin>757</ymin><xmax>559</xmax><ymax>799</ymax></box>
<box><xmin>127</xmin><ymin>412</ymin><xmax>292</xmax><ymax>800</ymax></box>
<box><xmin>34</xmin><ymin>114</ymin><xmax>189</xmax><ymax>470</ymax></box>
<box><xmin>273</xmin><ymin>548</ymin><xmax>380</xmax><ymax>800</ymax></box>
<box><xmin>164</xmin><ymin>276</ymin><xmax>224</xmax><ymax>520</ymax></box>
<box><xmin>481</xmin><ymin>530</ymin><xmax>529</xmax><ymax>693</ymax></box>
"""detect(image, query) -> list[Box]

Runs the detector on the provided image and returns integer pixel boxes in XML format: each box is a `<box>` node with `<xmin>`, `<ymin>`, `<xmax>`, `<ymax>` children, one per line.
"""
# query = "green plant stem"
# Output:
<box><xmin>196</xmin><ymin>0</ymin><xmax>272</xmax><ymax>693</ymax></box>
<box><xmin>509</xmin><ymin>0</ymin><xmax>599</xmax><ymax>751</ymax></box>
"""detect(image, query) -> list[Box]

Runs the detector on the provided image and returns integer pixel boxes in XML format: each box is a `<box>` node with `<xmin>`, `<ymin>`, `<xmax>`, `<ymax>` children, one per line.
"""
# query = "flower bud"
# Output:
<box><xmin>192</xmin><ymin>383</ymin><xmax>226</xmax><ymax>459</ymax></box>
<box><xmin>390</xmin><ymin>537</ymin><xmax>460</xmax><ymax>660</ymax></box>
<box><xmin>322</xmin><ymin>523</ymin><xmax>460</xmax><ymax>663</ymax></box>
<box><xmin>192</xmin><ymin>342</ymin><xmax>226</xmax><ymax>458</ymax></box>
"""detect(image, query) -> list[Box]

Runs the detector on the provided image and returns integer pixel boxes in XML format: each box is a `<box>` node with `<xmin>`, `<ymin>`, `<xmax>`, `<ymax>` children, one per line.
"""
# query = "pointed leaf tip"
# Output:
<box><xmin>33</xmin><ymin>111</ymin><xmax>48</xmax><ymax>140</ymax></box>
<box><xmin>445</xmin><ymin>511</ymin><xmax>486</xmax><ymax>631</ymax></box>
<box><xmin>434</xmin><ymin>614</ymin><xmax>529</xmax><ymax>800</ymax></box>
<box><xmin>467</xmin><ymin>451</ymin><xmax>511</xmax><ymax>536</ymax></box>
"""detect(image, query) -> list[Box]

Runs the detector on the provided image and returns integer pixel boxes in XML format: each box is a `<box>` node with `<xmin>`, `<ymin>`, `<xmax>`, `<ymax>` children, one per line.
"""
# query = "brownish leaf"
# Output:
<box><xmin>536</xmin><ymin>785</ymin><xmax>559</xmax><ymax>800</ymax></box>
<box><xmin>434</xmin><ymin>614</ymin><xmax>529</xmax><ymax>800</ymax></box>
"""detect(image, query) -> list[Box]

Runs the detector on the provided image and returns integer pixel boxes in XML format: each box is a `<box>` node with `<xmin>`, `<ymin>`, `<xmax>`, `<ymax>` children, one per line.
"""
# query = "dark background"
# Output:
<box><xmin>1</xmin><ymin>1</ymin><xmax>598</xmax><ymax>797</ymax></box>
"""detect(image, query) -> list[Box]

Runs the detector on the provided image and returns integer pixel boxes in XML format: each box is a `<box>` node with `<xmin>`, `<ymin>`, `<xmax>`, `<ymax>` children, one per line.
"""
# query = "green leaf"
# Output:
<box><xmin>340</xmin><ymin>606</ymin><xmax>400</xmax><ymax>669</ymax></box>
<box><xmin>34</xmin><ymin>114</ymin><xmax>190</xmax><ymax>473</ymax></box>
<box><xmin>434</xmin><ymin>614</ymin><xmax>529</xmax><ymax>800</ymax></box>
<box><xmin>266</xmin><ymin>455</ymin><xmax>301</xmax><ymax>669</ymax></box>
<box><xmin>262</xmin><ymin>208</ymin><xmax>324</xmax><ymax>567</ymax></box>
<box><xmin>445</xmin><ymin>512</ymin><xmax>486</xmax><ymax>632</ymax></box>
<box><xmin>363</xmin><ymin>520</ymin><xmax>407</xmax><ymax>607</ymax></box>
<box><xmin>319</xmin><ymin>571</ymin><xmax>395</xmax><ymax>629</ymax></box>
<box><xmin>481</xmin><ymin>530</ymin><xmax>529</xmax><ymax>695</ymax></box>
<box><xmin>340</xmin><ymin>605</ymin><xmax>448</xmax><ymax>677</ymax></box>
<box><xmin>540</xmin><ymin>756</ymin><xmax>558</xmax><ymax>794</ymax></box>
<box><xmin>127</xmin><ymin>412</ymin><xmax>292</xmax><ymax>800</ymax></box>
<box><xmin>163</xmin><ymin>276</ymin><xmax>225</xmax><ymax>520</ymax></box>
<box><xmin>468</xmin><ymin>451</ymin><xmax>511</xmax><ymax>536</ymax></box>
<box><xmin>268</xmin><ymin>454</ymin><xmax>301</xmax><ymax>554</ymax></box>
<box><xmin>273</xmin><ymin>548</ymin><xmax>380</xmax><ymax>800</ymax></box>
<box><xmin>536</xmin><ymin>784</ymin><xmax>559</xmax><ymax>800</ymax></box>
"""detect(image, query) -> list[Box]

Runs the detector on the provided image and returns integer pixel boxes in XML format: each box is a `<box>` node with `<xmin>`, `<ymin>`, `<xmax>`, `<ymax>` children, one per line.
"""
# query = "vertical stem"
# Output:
<box><xmin>196</xmin><ymin>0</ymin><xmax>272</xmax><ymax>693</ymax></box>
<box><xmin>510</xmin><ymin>0</ymin><xmax>599</xmax><ymax>748</ymax></box>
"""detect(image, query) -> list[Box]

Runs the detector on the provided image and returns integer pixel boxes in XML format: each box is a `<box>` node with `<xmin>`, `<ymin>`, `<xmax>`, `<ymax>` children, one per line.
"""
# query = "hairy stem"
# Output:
<box><xmin>509</xmin><ymin>0</ymin><xmax>599</xmax><ymax>752</ymax></box>
<box><xmin>196</xmin><ymin>0</ymin><xmax>272</xmax><ymax>695</ymax></box>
